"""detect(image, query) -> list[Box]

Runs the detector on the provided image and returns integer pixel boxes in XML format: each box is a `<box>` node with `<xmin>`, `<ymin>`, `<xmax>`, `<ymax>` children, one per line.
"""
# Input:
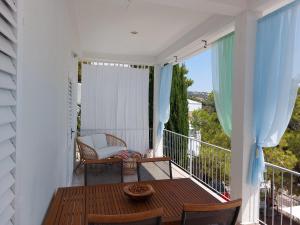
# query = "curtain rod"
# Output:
<box><xmin>81</xmin><ymin>60</ymin><xmax>151</xmax><ymax>69</ymax></box>
<box><xmin>168</xmin><ymin>40</ymin><xmax>211</xmax><ymax>65</ymax></box>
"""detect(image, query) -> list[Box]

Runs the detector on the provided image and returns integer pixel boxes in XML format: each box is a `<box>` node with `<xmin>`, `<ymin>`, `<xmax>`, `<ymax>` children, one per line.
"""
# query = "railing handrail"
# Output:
<box><xmin>164</xmin><ymin>129</ymin><xmax>231</xmax><ymax>153</ymax></box>
<box><xmin>164</xmin><ymin>129</ymin><xmax>300</xmax><ymax>176</ymax></box>
<box><xmin>164</xmin><ymin>129</ymin><xmax>300</xmax><ymax>225</ymax></box>
<box><xmin>265</xmin><ymin>162</ymin><xmax>300</xmax><ymax>177</ymax></box>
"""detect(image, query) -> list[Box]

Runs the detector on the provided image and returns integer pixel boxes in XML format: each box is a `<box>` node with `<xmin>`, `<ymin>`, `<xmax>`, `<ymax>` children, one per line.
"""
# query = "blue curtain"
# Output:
<box><xmin>212</xmin><ymin>32</ymin><xmax>235</xmax><ymax>137</ymax></box>
<box><xmin>157</xmin><ymin>64</ymin><xmax>173</xmax><ymax>140</ymax></box>
<box><xmin>249</xmin><ymin>1</ymin><xmax>300</xmax><ymax>186</ymax></box>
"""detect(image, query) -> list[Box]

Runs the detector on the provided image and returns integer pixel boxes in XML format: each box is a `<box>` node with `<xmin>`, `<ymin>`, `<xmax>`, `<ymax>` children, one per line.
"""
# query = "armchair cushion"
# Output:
<box><xmin>95</xmin><ymin>146</ymin><xmax>127</xmax><ymax>159</ymax></box>
<box><xmin>91</xmin><ymin>134</ymin><xmax>107</xmax><ymax>149</ymax></box>
<box><xmin>78</xmin><ymin>136</ymin><xmax>94</xmax><ymax>148</ymax></box>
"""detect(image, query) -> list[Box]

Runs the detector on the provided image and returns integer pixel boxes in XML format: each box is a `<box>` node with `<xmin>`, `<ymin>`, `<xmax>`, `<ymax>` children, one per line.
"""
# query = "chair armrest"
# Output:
<box><xmin>85</xmin><ymin>158</ymin><xmax>122</xmax><ymax>165</ymax></box>
<box><xmin>137</xmin><ymin>157</ymin><xmax>172</xmax><ymax>163</ymax></box>
<box><xmin>76</xmin><ymin>138</ymin><xmax>98</xmax><ymax>160</ymax></box>
<box><xmin>106</xmin><ymin>134</ymin><xmax>127</xmax><ymax>148</ymax></box>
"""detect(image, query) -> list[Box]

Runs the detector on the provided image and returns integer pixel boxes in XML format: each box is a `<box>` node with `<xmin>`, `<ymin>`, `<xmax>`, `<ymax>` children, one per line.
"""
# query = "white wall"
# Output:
<box><xmin>15</xmin><ymin>0</ymin><xmax>80</xmax><ymax>224</ymax></box>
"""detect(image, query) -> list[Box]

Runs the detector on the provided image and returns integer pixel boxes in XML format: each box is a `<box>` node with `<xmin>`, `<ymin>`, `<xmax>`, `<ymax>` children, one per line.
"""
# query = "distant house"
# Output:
<box><xmin>188</xmin><ymin>99</ymin><xmax>202</xmax><ymax>116</ymax></box>
<box><xmin>188</xmin><ymin>99</ymin><xmax>202</xmax><ymax>156</ymax></box>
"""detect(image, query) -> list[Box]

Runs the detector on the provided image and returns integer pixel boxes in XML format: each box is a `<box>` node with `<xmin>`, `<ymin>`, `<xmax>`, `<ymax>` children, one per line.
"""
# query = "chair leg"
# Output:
<box><xmin>84</xmin><ymin>163</ymin><xmax>87</xmax><ymax>186</ymax></box>
<box><xmin>137</xmin><ymin>163</ymin><xmax>141</xmax><ymax>182</ymax></box>
<box><xmin>169</xmin><ymin>160</ymin><xmax>173</xmax><ymax>179</ymax></box>
<box><xmin>120</xmin><ymin>161</ymin><xmax>124</xmax><ymax>183</ymax></box>
<box><xmin>74</xmin><ymin>160</ymin><xmax>84</xmax><ymax>175</ymax></box>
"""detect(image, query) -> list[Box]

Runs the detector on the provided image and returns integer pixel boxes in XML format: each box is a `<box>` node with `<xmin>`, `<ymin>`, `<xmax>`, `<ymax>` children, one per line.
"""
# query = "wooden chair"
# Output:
<box><xmin>84</xmin><ymin>158</ymin><xmax>123</xmax><ymax>186</ymax></box>
<box><xmin>87</xmin><ymin>208</ymin><xmax>163</xmax><ymax>225</ymax></box>
<box><xmin>75</xmin><ymin>133</ymin><xmax>127</xmax><ymax>173</ymax></box>
<box><xmin>137</xmin><ymin>157</ymin><xmax>173</xmax><ymax>181</ymax></box>
<box><xmin>181</xmin><ymin>199</ymin><xmax>242</xmax><ymax>225</ymax></box>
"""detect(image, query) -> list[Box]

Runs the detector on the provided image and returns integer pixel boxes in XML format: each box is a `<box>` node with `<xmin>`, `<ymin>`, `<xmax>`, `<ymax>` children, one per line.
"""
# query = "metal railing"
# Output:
<box><xmin>163</xmin><ymin>129</ymin><xmax>231</xmax><ymax>200</ymax></box>
<box><xmin>163</xmin><ymin>129</ymin><xmax>300</xmax><ymax>225</ymax></box>
<box><xmin>260</xmin><ymin>162</ymin><xmax>300</xmax><ymax>225</ymax></box>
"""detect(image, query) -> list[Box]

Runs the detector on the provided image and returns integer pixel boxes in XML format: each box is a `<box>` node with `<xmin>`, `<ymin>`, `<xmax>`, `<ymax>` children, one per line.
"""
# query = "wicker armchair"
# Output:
<box><xmin>75</xmin><ymin>133</ymin><xmax>127</xmax><ymax>173</ymax></box>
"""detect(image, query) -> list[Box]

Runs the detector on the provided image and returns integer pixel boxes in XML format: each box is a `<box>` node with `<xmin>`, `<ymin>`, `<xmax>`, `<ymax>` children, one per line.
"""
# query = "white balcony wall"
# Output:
<box><xmin>15</xmin><ymin>0</ymin><xmax>80</xmax><ymax>225</ymax></box>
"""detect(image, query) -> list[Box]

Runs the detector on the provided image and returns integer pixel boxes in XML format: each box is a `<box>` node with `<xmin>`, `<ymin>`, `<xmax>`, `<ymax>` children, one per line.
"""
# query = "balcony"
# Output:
<box><xmin>1</xmin><ymin>1</ymin><xmax>299</xmax><ymax>225</ymax></box>
<box><xmin>163</xmin><ymin>130</ymin><xmax>300</xmax><ymax>225</ymax></box>
<box><xmin>69</xmin><ymin>129</ymin><xmax>300</xmax><ymax>225</ymax></box>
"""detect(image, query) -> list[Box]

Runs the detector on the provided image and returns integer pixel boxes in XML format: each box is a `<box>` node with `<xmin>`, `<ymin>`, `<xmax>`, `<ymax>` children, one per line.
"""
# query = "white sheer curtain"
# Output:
<box><xmin>81</xmin><ymin>64</ymin><xmax>149</xmax><ymax>153</ymax></box>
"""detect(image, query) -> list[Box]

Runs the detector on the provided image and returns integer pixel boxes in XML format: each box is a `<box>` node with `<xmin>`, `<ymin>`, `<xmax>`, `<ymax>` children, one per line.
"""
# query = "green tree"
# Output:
<box><xmin>165</xmin><ymin>64</ymin><xmax>191</xmax><ymax>136</ymax></box>
<box><xmin>190</xmin><ymin>91</ymin><xmax>300</xmax><ymax>189</ymax></box>
<box><xmin>164</xmin><ymin>64</ymin><xmax>191</xmax><ymax>165</ymax></box>
<box><xmin>190</xmin><ymin>93</ymin><xmax>230</xmax><ymax>149</ymax></box>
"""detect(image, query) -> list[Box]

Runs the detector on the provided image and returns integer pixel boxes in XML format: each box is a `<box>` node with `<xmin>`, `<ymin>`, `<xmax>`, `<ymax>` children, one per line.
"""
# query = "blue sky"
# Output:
<box><xmin>184</xmin><ymin>49</ymin><xmax>213</xmax><ymax>92</ymax></box>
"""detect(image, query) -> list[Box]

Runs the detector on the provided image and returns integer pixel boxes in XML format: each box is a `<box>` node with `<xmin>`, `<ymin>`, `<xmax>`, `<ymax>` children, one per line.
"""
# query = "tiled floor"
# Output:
<box><xmin>72</xmin><ymin>161</ymin><xmax>189</xmax><ymax>186</ymax></box>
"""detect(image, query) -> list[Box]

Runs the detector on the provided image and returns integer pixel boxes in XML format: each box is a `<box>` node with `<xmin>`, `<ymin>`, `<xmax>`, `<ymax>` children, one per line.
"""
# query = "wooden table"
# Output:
<box><xmin>43</xmin><ymin>178</ymin><xmax>219</xmax><ymax>225</ymax></box>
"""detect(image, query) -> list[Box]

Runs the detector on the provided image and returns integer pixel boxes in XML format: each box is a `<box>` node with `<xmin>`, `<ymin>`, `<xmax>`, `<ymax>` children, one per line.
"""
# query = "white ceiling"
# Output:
<box><xmin>74</xmin><ymin>0</ymin><xmax>291</xmax><ymax>64</ymax></box>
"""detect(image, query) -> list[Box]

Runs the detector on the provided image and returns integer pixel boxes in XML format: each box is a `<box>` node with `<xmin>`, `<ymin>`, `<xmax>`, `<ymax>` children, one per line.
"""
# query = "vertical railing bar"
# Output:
<box><xmin>209</xmin><ymin>147</ymin><xmax>212</xmax><ymax>187</ymax></box>
<box><xmin>177</xmin><ymin>134</ymin><xmax>179</xmax><ymax>166</ymax></box>
<box><xmin>264</xmin><ymin>171</ymin><xmax>267</xmax><ymax>224</ymax></box>
<box><xmin>169</xmin><ymin>131</ymin><xmax>171</xmax><ymax>158</ymax></box>
<box><xmin>184</xmin><ymin>136</ymin><xmax>186</xmax><ymax>170</ymax></box>
<box><xmin>212</xmin><ymin>148</ymin><xmax>214</xmax><ymax>188</ymax></box>
<box><xmin>195</xmin><ymin>140</ymin><xmax>197</xmax><ymax>178</ymax></box>
<box><xmin>165</xmin><ymin>130</ymin><xmax>167</xmax><ymax>156</ymax></box>
<box><xmin>224</xmin><ymin>154</ymin><xmax>227</xmax><ymax>194</ymax></box>
<box><xmin>215</xmin><ymin>148</ymin><xmax>218</xmax><ymax>192</ymax></box>
<box><xmin>197</xmin><ymin>142</ymin><xmax>203</xmax><ymax>180</ymax></box>
<box><xmin>219</xmin><ymin>151</ymin><xmax>222</xmax><ymax>193</ymax></box>
<box><xmin>202</xmin><ymin>145</ymin><xmax>204</xmax><ymax>182</ymax></box>
<box><xmin>195</xmin><ymin>140</ymin><xmax>198</xmax><ymax>179</ymax></box>
<box><xmin>216</xmin><ymin>151</ymin><xmax>221</xmax><ymax>192</ymax></box>
<box><xmin>181</xmin><ymin>134</ymin><xmax>183</xmax><ymax>168</ymax></box>
<box><xmin>205</xmin><ymin>146</ymin><xmax>208</xmax><ymax>184</ymax></box>
<box><xmin>171</xmin><ymin>132</ymin><xmax>174</xmax><ymax>161</ymax></box>
<box><xmin>175</xmin><ymin>133</ymin><xmax>177</xmax><ymax>164</ymax></box>
<box><xmin>177</xmin><ymin>134</ymin><xmax>180</xmax><ymax>165</ymax></box>
<box><xmin>272</xmin><ymin>168</ymin><xmax>275</xmax><ymax>225</ymax></box>
<box><xmin>180</xmin><ymin>136</ymin><xmax>182</xmax><ymax>168</ymax></box>
<box><xmin>175</xmin><ymin>132</ymin><xmax>177</xmax><ymax>164</ymax></box>
<box><xmin>195</xmin><ymin>141</ymin><xmax>198</xmax><ymax>179</ymax></box>
<box><xmin>199</xmin><ymin>141</ymin><xmax>201</xmax><ymax>180</ymax></box>
<box><xmin>189</xmin><ymin>138</ymin><xmax>192</xmax><ymax>176</ymax></box>
<box><xmin>192</xmin><ymin>139</ymin><xmax>195</xmax><ymax>177</ymax></box>
<box><xmin>211</xmin><ymin>147</ymin><xmax>214</xmax><ymax>187</ymax></box>
<box><xmin>281</xmin><ymin>171</ymin><xmax>283</xmax><ymax>225</ymax></box>
<box><xmin>290</xmin><ymin>174</ymin><xmax>293</xmax><ymax>225</ymax></box>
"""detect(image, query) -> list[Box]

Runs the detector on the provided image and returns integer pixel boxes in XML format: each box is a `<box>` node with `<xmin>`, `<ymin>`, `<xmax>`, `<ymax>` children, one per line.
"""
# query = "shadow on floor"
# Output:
<box><xmin>73</xmin><ymin>161</ymin><xmax>189</xmax><ymax>186</ymax></box>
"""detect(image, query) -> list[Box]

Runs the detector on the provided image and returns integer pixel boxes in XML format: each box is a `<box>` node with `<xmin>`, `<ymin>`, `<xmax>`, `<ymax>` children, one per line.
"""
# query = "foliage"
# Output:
<box><xmin>148</xmin><ymin>66</ymin><xmax>154</xmax><ymax>129</ymax></box>
<box><xmin>264</xmin><ymin>148</ymin><xmax>297</xmax><ymax>170</ymax></box>
<box><xmin>190</xmin><ymin>93</ymin><xmax>230</xmax><ymax>149</ymax></box>
<box><xmin>289</xmin><ymin>89</ymin><xmax>300</xmax><ymax>131</ymax></box>
<box><xmin>282</xmin><ymin>90</ymin><xmax>300</xmax><ymax>173</ymax></box>
<box><xmin>78</xmin><ymin>61</ymin><xmax>82</xmax><ymax>83</ymax></box>
<box><xmin>148</xmin><ymin>66</ymin><xmax>154</xmax><ymax>148</ymax></box>
<box><xmin>190</xmin><ymin>90</ymin><xmax>300</xmax><ymax>187</ymax></box>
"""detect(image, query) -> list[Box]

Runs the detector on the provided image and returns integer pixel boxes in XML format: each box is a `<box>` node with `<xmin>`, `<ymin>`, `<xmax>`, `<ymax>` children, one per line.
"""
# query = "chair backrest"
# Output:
<box><xmin>137</xmin><ymin>157</ymin><xmax>173</xmax><ymax>181</ymax></box>
<box><xmin>84</xmin><ymin>158</ymin><xmax>123</xmax><ymax>186</ymax></box>
<box><xmin>76</xmin><ymin>137</ymin><xmax>98</xmax><ymax>160</ymax></box>
<box><xmin>87</xmin><ymin>208</ymin><xmax>163</xmax><ymax>225</ymax></box>
<box><xmin>181</xmin><ymin>199</ymin><xmax>242</xmax><ymax>225</ymax></box>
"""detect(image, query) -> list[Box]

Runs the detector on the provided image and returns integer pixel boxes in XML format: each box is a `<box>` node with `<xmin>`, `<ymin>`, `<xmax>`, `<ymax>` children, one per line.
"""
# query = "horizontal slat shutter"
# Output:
<box><xmin>0</xmin><ymin>0</ymin><xmax>17</xmax><ymax>224</ymax></box>
<box><xmin>0</xmin><ymin>72</ymin><xmax>16</xmax><ymax>90</ymax></box>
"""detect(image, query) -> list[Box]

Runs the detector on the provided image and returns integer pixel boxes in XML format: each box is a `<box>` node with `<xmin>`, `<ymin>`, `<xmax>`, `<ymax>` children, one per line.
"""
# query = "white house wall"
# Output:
<box><xmin>15</xmin><ymin>0</ymin><xmax>80</xmax><ymax>225</ymax></box>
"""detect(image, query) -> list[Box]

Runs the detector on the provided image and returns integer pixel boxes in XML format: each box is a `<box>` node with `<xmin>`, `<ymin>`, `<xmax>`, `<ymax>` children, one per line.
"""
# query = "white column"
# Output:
<box><xmin>153</xmin><ymin>64</ymin><xmax>163</xmax><ymax>156</ymax></box>
<box><xmin>231</xmin><ymin>10</ymin><xmax>260</xmax><ymax>224</ymax></box>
